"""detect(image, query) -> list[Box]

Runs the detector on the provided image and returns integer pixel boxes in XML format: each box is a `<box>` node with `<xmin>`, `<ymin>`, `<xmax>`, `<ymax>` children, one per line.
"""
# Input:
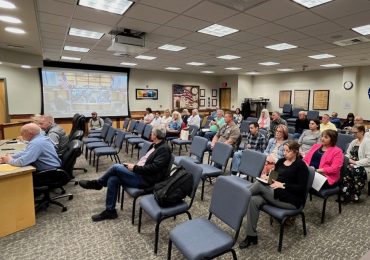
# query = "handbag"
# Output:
<box><xmin>180</xmin><ymin>129</ymin><xmax>189</xmax><ymax>140</ymax></box>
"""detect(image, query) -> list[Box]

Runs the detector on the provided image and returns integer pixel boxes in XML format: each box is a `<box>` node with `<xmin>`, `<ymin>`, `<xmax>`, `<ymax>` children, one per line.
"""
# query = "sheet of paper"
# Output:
<box><xmin>312</xmin><ymin>171</ymin><xmax>327</xmax><ymax>191</ymax></box>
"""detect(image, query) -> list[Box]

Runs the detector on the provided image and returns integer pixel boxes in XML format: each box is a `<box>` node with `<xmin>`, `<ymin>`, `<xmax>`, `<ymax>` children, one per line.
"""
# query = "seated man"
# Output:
<box><xmin>330</xmin><ymin>112</ymin><xmax>341</xmax><ymax>128</ymax></box>
<box><xmin>0</xmin><ymin>123</ymin><xmax>61</xmax><ymax>172</ymax></box>
<box><xmin>268</xmin><ymin>111</ymin><xmax>287</xmax><ymax>139</ymax></box>
<box><xmin>230</xmin><ymin>122</ymin><xmax>267</xmax><ymax>175</ymax></box>
<box><xmin>320</xmin><ymin>113</ymin><xmax>337</xmax><ymax>132</ymax></box>
<box><xmin>293</xmin><ymin>111</ymin><xmax>309</xmax><ymax>139</ymax></box>
<box><xmin>79</xmin><ymin>125</ymin><xmax>172</xmax><ymax>222</ymax></box>
<box><xmin>39</xmin><ymin>115</ymin><xmax>69</xmax><ymax>155</ymax></box>
<box><xmin>204</xmin><ymin>109</ymin><xmax>225</xmax><ymax>141</ymax></box>
<box><xmin>89</xmin><ymin>112</ymin><xmax>104</xmax><ymax>130</ymax></box>
<box><xmin>210</xmin><ymin>111</ymin><xmax>241</xmax><ymax>151</ymax></box>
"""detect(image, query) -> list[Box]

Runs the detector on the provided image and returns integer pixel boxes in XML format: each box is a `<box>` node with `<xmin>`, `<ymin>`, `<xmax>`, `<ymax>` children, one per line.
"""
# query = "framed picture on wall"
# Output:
<box><xmin>200</xmin><ymin>99</ymin><xmax>205</xmax><ymax>107</ymax></box>
<box><xmin>313</xmin><ymin>90</ymin><xmax>330</xmax><ymax>110</ymax></box>
<box><xmin>279</xmin><ymin>90</ymin><xmax>292</xmax><ymax>108</ymax></box>
<box><xmin>293</xmin><ymin>90</ymin><xmax>310</xmax><ymax>111</ymax></box>
<box><xmin>172</xmin><ymin>84</ymin><xmax>199</xmax><ymax>110</ymax></box>
<box><xmin>212</xmin><ymin>99</ymin><xmax>217</xmax><ymax>106</ymax></box>
<box><xmin>135</xmin><ymin>89</ymin><xmax>158</xmax><ymax>100</ymax></box>
<box><xmin>200</xmin><ymin>89</ymin><xmax>205</xmax><ymax>97</ymax></box>
<box><xmin>212</xmin><ymin>89</ymin><xmax>217</xmax><ymax>97</ymax></box>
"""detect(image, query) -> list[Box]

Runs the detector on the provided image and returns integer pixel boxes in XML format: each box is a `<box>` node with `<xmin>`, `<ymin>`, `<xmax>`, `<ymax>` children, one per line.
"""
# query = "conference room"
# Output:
<box><xmin>1</xmin><ymin>0</ymin><xmax>370</xmax><ymax>259</ymax></box>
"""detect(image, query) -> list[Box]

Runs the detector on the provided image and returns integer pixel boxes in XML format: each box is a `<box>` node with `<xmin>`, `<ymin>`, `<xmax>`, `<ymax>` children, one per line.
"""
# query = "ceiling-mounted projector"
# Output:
<box><xmin>107</xmin><ymin>29</ymin><xmax>148</xmax><ymax>56</ymax></box>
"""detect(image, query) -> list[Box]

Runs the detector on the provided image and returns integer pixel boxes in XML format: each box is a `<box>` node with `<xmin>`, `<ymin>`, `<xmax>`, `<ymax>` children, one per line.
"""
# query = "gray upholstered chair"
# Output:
<box><xmin>337</xmin><ymin>133</ymin><xmax>355</xmax><ymax>152</ymax></box>
<box><xmin>171</xmin><ymin>125</ymin><xmax>199</xmax><ymax>156</ymax></box>
<box><xmin>138</xmin><ymin>159</ymin><xmax>203</xmax><ymax>254</ymax></box>
<box><xmin>167</xmin><ymin>175</ymin><xmax>251</xmax><ymax>260</ymax></box>
<box><xmin>261</xmin><ymin>166</ymin><xmax>315</xmax><ymax>252</ymax></box>
<box><xmin>126</xmin><ymin>124</ymin><xmax>152</xmax><ymax>157</ymax></box>
<box><xmin>173</xmin><ymin>136</ymin><xmax>208</xmax><ymax>166</ymax></box>
<box><xmin>237</xmin><ymin>149</ymin><xmax>267</xmax><ymax>182</ymax></box>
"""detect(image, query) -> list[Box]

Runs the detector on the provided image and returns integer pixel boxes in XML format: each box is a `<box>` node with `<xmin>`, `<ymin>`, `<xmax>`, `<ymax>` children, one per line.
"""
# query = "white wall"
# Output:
<box><xmin>0</xmin><ymin>64</ymin><xmax>41</xmax><ymax>114</ymax></box>
<box><xmin>357</xmin><ymin>66</ymin><xmax>370</xmax><ymax>120</ymax></box>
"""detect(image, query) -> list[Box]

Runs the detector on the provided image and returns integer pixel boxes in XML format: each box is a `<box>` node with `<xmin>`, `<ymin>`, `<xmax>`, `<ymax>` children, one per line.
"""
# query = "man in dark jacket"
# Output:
<box><xmin>79</xmin><ymin>125</ymin><xmax>171</xmax><ymax>222</ymax></box>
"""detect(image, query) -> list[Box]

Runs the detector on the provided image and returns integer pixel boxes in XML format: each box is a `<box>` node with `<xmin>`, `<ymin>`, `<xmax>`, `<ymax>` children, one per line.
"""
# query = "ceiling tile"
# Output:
<box><xmin>151</xmin><ymin>26</ymin><xmax>191</xmax><ymax>38</ymax></box>
<box><xmin>37</xmin><ymin>0</ymin><xmax>75</xmax><ymax>17</ymax></box>
<box><xmin>275</xmin><ymin>11</ymin><xmax>327</xmax><ymax>29</ymax></box>
<box><xmin>298</xmin><ymin>21</ymin><xmax>344</xmax><ymax>36</ymax></box>
<box><xmin>126</xmin><ymin>4</ymin><xmax>177</xmax><ymax>24</ymax></box>
<box><xmin>40</xmin><ymin>23</ymin><xmax>67</xmax><ymax>34</ymax></box>
<box><xmin>38</xmin><ymin>12</ymin><xmax>71</xmax><ymax>27</ymax></box>
<box><xmin>180</xmin><ymin>32</ymin><xmax>215</xmax><ymax>43</ymax></box>
<box><xmin>334</xmin><ymin>10</ymin><xmax>370</xmax><ymax>29</ymax></box>
<box><xmin>227</xmin><ymin>31</ymin><xmax>261</xmax><ymax>43</ymax></box>
<box><xmin>269</xmin><ymin>30</ymin><xmax>308</xmax><ymax>42</ymax></box>
<box><xmin>165</xmin><ymin>15</ymin><xmax>210</xmax><ymax>31</ymax></box>
<box><xmin>184</xmin><ymin>1</ymin><xmax>238</xmax><ymax>23</ymax></box>
<box><xmin>246</xmin><ymin>23</ymin><xmax>289</xmax><ymax>37</ymax></box>
<box><xmin>74</xmin><ymin>6</ymin><xmax>122</xmax><ymax>26</ymax></box>
<box><xmin>312</xmin><ymin>0</ymin><xmax>370</xmax><ymax>19</ymax></box>
<box><xmin>116</xmin><ymin>17</ymin><xmax>160</xmax><ymax>33</ymax></box>
<box><xmin>139</xmin><ymin>0</ymin><xmax>202</xmax><ymax>13</ymax></box>
<box><xmin>245</xmin><ymin>0</ymin><xmax>305</xmax><ymax>21</ymax></box>
<box><xmin>219</xmin><ymin>13</ymin><xmax>266</xmax><ymax>30</ymax></box>
<box><xmin>69</xmin><ymin>19</ymin><xmax>112</xmax><ymax>33</ymax></box>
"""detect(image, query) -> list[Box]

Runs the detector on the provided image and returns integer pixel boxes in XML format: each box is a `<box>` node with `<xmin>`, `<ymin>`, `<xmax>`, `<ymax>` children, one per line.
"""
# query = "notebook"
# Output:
<box><xmin>256</xmin><ymin>170</ymin><xmax>279</xmax><ymax>185</ymax></box>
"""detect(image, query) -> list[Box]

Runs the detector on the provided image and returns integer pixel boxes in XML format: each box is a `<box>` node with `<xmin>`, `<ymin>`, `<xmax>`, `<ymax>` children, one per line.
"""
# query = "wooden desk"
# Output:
<box><xmin>0</xmin><ymin>140</ymin><xmax>36</xmax><ymax>237</ymax></box>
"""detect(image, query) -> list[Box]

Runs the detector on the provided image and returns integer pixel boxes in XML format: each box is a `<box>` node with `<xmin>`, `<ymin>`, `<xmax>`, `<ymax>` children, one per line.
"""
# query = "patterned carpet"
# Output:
<box><xmin>1</xmin><ymin>146</ymin><xmax>370</xmax><ymax>260</ymax></box>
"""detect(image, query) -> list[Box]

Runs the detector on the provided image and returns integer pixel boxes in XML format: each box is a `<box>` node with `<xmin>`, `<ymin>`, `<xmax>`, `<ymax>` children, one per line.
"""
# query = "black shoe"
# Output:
<box><xmin>79</xmin><ymin>180</ymin><xmax>103</xmax><ymax>190</ymax></box>
<box><xmin>239</xmin><ymin>236</ymin><xmax>258</xmax><ymax>249</ymax></box>
<box><xmin>92</xmin><ymin>209</ymin><xmax>118</xmax><ymax>222</ymax></box>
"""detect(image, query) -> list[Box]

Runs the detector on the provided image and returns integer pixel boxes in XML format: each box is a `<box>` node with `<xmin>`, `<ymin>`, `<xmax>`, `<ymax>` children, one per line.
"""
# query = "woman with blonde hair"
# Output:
<box><xmin>258</xmin><ymin>108</ymin><xmax>270</xmax><ymax>129</ymax></box>
<box><xmin>166</xmin><ymin>111</ymin><xmax>182</xmax><ymax>137</ymax></box>
<box><xmin>161</xmin><ymin>109</ymin><xmax>172</xmax><ymax>126</ymax></box>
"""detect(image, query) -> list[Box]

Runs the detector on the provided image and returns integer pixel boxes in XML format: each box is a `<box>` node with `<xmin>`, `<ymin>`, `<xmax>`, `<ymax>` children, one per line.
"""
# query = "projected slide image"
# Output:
<box><xmin>42</xmin><ymin>68</ymin><xmax>129</xmax><ymax>118</ymax></box>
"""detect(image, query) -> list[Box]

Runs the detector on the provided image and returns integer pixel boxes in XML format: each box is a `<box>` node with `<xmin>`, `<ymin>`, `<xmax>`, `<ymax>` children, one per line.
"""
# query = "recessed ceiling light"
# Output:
<box><xmin>217</xmin><ymin>55</ymin><xmax>241</xmax><ymax>60</ymax></box>
<box><xmin>5</xmin><ymin>27</ymin><xmax>25</xmax><ymax>34</ymax></box>
<box><xmin>64</xmin><ymin>46</ymin><xmax>90</xmax><ymax>53</ymax></box>
<box><xmin>308</xmin><ymin>54</ymin><xmax>335</xmax><ymax>59</ymax></box>
<box><xmin>0</xmin><ymin>15</ymin><xmax>21</xmax><ymax>24</ymax></box>
<box><xmin>61</xmin><ymin>56</ymin><xmax>81</xmax><ymax>61</ymax></box>
<box><xmin>225</xmin><ymin>67</ymin><xmax>242</xmax><ymax>70</ymax></box>
<box><xmin>259</xmin><ymin>62</ymin><xmax>280</xmax><ymax>66</ymax></box>
<box><xmin>320</xmin><ymin>63</ymin><xmax>342</xmax><ymax>67</ymax></box>
<box><xmin>186</xmin><ymin>62</ymin><xmax>205</xmax><ymax>66</ymax></box>
<box><xmin>120</xmin><ymin>62</ymin><xmax>137</xmax><ymax>66</ymax></box>
<box><xmin>246</xmin><ymin>71</ymin><xmax>260</xmax><ymax>75</ymax></box>
<box><xmin>198</xmin><ymin>24</ymin><xmax>239</xmax><ymax>37</ymax></box>
<box><xmin>78</xmin><ymin>0</ymin><xmax>133</xmax><ymax>15</ymax></box>
<box><xmin>277</xmin><ymin>68</ymin><xmax>294</xmax><ymax>72</ymax></box>
<box><xmin>0</xmin><ymin>61</ymin><xmax>2</xmax><ymax>64</ymax></box>
<box><xmin>69</xmin><ymin>28</ymin><xmax>104</xmax><ymax>39</ymax></box>
<box><xmin>21</xmin><ymin>65</ymin><xmax>31</xmax><ymax>69</ymax></box>
<box><xmin>135</xmin><ymin>55</ymin><xmax>156</xmax><ymax>60</ymax></box>
<box><xmin>352</xmin><ymin>24</ymin><xmax>370</xmax><ymax>36</ymax></box>
<box><xmin>165</xmin><ymin>67</ymin><xmax>181</xmax><ymax>70</ymax></box>
<box><xmin>292</xmin><ymin>0</ymin><xmax>332</xmax><ymax>8</ymax></box>
<box><xmin>0</xmin><ymin>0</ymin><xmax>16</xmax><ymax>9</ymax></box>
<box><xmin>265</xmin><ymin>43</ymin><xmax>297</xmax><ymax>51</ymax></box>
<box><xmin>201</xmin><ymin>71</ymin><xmax>214</xmax><ymax>74</ymax></box>
<box><xmin>158</xmin><ymin>44</ymin><xmax>186</xmax><ymax>52</ymax></box>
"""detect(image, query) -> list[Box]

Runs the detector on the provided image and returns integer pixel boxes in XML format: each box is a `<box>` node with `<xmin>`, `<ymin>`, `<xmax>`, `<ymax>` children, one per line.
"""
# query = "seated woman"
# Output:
<box><xmin>262</xmin><ymin>124</ymin><xmax>289</xmax><ymax>174</ymax></box>
<box><xmin>233</xmin><ymin>108</ymin><xmax>243</xmax><ymax>126</ymax></box>
<box><xmin>258</xmin><ymin>108</ymin><xmax>270</xmax><ymax>130</ymax></box>
<box><xmin>298</xmin><ymin>119</ymin><xmax>321</xmax><ymax>157</ymax></box>
<box><xmin>181</xmin><ymin>108</ymin><xmax>190</xmax><ymax>128</ymax></box>
<box><xmin>166</xmin><ymin>111</ymin><xmax>182</xmax><ymax>137</ymax></box>
<box><xmin>342</xmin><ymin>124</ymin><xmax>370</xmax><ymax>202</ymax></box>
<box><xmin>143</xmin><ymin>107</ymin><xmax>154</xmax><ymax>124</ymax></box>
<box><xmin>303</xmin><ymin>129</ymin><xmax>343</xmax><ymax>189</ymax></box>
<box><xmin>161</xmin><ymin>109</ymin><xmax>172</xmax><ymax>126</ymax></box>
<box><xmin>239</xmin><ymin>140</ymin><xmax>309</xmax><ymax>249</ymax></box>
<box><xmin>341</xmin><ymin>112</ymin><xmax>355</xmax><ymax>130</ymax></box>
<box><xmin>187</xmin><ymin>109</ymin><xmax>201</xmax><ymax>128</ymax></box>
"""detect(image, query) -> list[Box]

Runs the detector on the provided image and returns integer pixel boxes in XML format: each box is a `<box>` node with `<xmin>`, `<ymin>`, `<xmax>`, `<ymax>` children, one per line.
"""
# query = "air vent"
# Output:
<box><xmin>333</xmin><ymin>36</ymin><xmax>370</xmax><ymax>46</ymax></box>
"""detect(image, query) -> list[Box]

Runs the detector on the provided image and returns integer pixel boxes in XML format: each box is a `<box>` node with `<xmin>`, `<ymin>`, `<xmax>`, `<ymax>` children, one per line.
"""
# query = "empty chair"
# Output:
<box><xmin>198</xmin><ymin>142</ymin><xmax>233</xmax><ymax>200</ymax></box>
<box><xmin>261</xmin><ymin>167</ymin><xmax>315</xmax><ymax>252</ymax></box>
<box><xmin>307</xmin><ymin>110</ymin><xmax>319</xmax><ymax>120</ymax></box>
<box><xmin>85</xmin><ymin>126</ymin><xmax>116</xmax><ymax>162</ymax></box>
<box><xmin>237</xmin><ymin>149</ymin><xmax>267</xmax><ymax>182</ymax></box>
<box><xmin>337</xmin><ymin>133</ymin><xmax>355</xmax><ymax>152</ymax></box>
<box><xmin>288</xmin><ymin>126</ymin><xmax>295</xmax><ymax>134</ymax></box>
<box><xmin>281</xmin><ymin>104</ymin><xmax>292</xmax><ymax>119</ymax></box>
<box><xmin>287</xmin><ymin>108</ymin><xmax>303</xmax><ymax>126</ymax></box>
<box><xmin>83</xmin><ymin>123</ymin><xmax>110</xmax><ymax>145</ymax></box>
<box><xmin>167</xmin><ymin>176</ymin><xmax>251</xmax><ymax>260</ymax></box>
<box><xmin>127</xmin><ymin>124</ymin><xmax>152</xmax><ymax>157</ymax></box>
<box><xmin>173</xmin><ymin>136</ymin><xmax>208</xmax><ymax>166</ymax></box>
<box><xmin>122</xmin><ymin>117</ymin><xmax>131</xmax><ymax>130</ymax></box>
<box><xmin>246</xmin><ymin>117</ymin><xmax>258</xmax><ymax>122</ymax></box>
<box><xmin>171</xmin><ymin>125</ymin><xmax>199</xmax><ymax>156</ymax></box>
<box><xmin>124</xmin><ymin>121</ymin><xmax>146</xmax><ymax>153</ymax></box>
<box><xmin>239</xmin><ymin>120</ymin><xmax>249</xmax><ymax>136</ymax></box>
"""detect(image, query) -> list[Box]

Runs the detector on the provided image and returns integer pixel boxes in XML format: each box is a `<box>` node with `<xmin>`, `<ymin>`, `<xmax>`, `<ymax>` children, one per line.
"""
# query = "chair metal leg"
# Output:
<box><xmin>185</xmin><ymin>211</ymin><xmax>192</xmax><ymax>220</ymax></box>
<box><xmin>96</xmin><ymin>156</ymin><xmax>99</xmax><ymax>172</ymax></box>
<box><xmin>154</xmin><ymin>220</ymin><xmax>161</xmax><ymax>254</ymax></box>
<box><xmin>167</xmin><ymin>239</ymin><xmax>172</xmax><ymax>260</ymax></box>
<box><xmin>301</xmin><ymin>212</ymin><xmax>307</xmax><ymax>236</ymax></box>
<box><xmin>278</xmin><ymin>221</ymin><xmax>285</xmax><ymax>252</ymax></box>
<box><xmin>120</xmin><ymin>188</ymin><xmax>124</xmax><ymax>210</ymax></box>
<box><xmin>368</xmin><ymin>181</ymin><xmax>370</xmax><ymax>196</ymax></box>
<box><xmin>321</xmin><ymin>198</ymin><xmax>327</xmax><ymax>224</ymax></box>
<box><xmin>131</xmin><ymin>144</ymin><xmax>134</xmax><ymax>158</ymax></box>
<box><xmin>131</xmin><ymin>197</ymin><xmax>138</xmax><ymax>225</ymax></box>
<box><xmin>309</xmin><ymin>193</ymin><xmax>312</xmax><ymax>201</ymax></box>
<box><xmin>230</xmin><ymin>249</ymin><xmax>237</xmax><ymax>260</ymax></box>
<box><xmin>178</xmin><ymin>144</ymin><xmax>181</xmax><ymax>156</ymax></box>
<box><xmin>201</xmin><ymin>179</ymin><xmax>205</xmax><ymax>201</ymax></box>
<box><xmin>337</xmin><ymin>192</ymin><xmax>342</xmax><ymax>214</ymax></box>
<box><xmin>116</xmin><ymin>154</ymin><xmax>121</xmax><ymax>164</ymax></box>
<box><xmin>138</xmin><ymin>207</ymin><xmax>142</xmax><ymax>233</ymax></box>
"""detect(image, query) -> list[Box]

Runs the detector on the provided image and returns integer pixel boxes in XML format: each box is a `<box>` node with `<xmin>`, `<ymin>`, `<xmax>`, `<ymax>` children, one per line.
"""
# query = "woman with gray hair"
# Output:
<box><xmin>187</xmin><ymin>109</ymin><xmax>201</xmax><ymax>128</ymax></box>
<box><xmin>166</xmin><ymin>111</ymin><xmax>182</xmax><ymax>137</ymax></box>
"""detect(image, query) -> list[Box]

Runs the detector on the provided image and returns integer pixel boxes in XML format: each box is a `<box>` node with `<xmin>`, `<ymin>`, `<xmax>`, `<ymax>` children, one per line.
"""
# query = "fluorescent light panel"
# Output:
<box><xmin>292</xmin><ymin>0</ymin><xmax>332</xmax><ymax>8</ymax></box>
<box><xmin>265</xmin><ymin>43</ymin><xmax>297</xmax><ymax>51</ymax></box>
<box><xmin>246</xmin><ymin>71</ymin><xmax>260</xmax><ymax>75</ymax></box>
<box><xmin>78</xmin><ymin>0</ymin><xmax>133</xmax><ymax>15</ymax></box>
<box><xmin>186</xmin><ymin>62</ymin><xmax>205</xmax><ymax>66</ymax></box>
<box><xmin>0</xmin><ymin>15</ymin><xmax>21</xmax><ymax>23</ymax></box>
<box><xmin>21</xmin><ymin>65</ymin><xmax>31</xmax><ymax>69</ymax></box>
<box><xmin>165</xmin><ymin>67</ymin><xmax>181</xmax><ymax>70</ymax></box>
<box><xmin>225</xmin><ymin>67</ymin><xmax>242</xmax><ymax>70</ymax></box>
<box><xmin>352</xmin><ymin>24</ymin><xmax>370</xmax><ymax>36</ymax></box>
<box><xmin>201</xmin><ymin>71</ymin><xmax>214</xmax><ymax>74</ymax></box>
<box><xmin>61</xmin><ymin>56</ymin><xmax>81</xmax><ymax>61</ymax></box>
<box><xmin>320</xmin><ymin>63</ymin><xmax>341</xmax><ymax>67</ymax></box>
<box><xmin>69</xmin><ymin>28</ymin><xmax>104</xmax><ymax>39</ymax></box>
<box><xmin>0</xmin><ymin>0</ymin><xmax>16</xmax><ymax>9</ymax></box>
<box><xmin>5</xmin><ymin>27</ymin><xmax>25</xmax><ymax>34</ymax></box>
<box><xmin>64</xmin><ymin>46</ymin><xmax>90</xmax><ymax>52</ymax></box>
<box><xmin>158</xmin><ymin>44</ymin><xmax>186</xmax><ymax>52</ymax></box>
<box><xmin>135</xmin><ymin>55</ymin><xmax>156</xmax><ymax>60</ymax></box>
<box><xmin>308</xmin><ymin>53</ymin><xmax>335</xmax><ymax>59</ymax></box>
<box><xmin>198</xmin><ymin>24</ymin><xmax>239</xmax><ymax>37</ymax></box>
<box><xmin>259</xmin><ymin>62</ymin><xmax>280</xmax><ymax>66</ymax></box>
<box><xmin>120</xmin><ymin>62</ymin><xmax>137</xmax><ymax>66</ymax></box>
<box><xmin>277</xmin><ymin>68</ymin><xmax>294</xmax><ymax>72</ymax></box>
<box><xmin>217</xmin><ymin>55</ymin><xmax>240</xmax><ymax>60</ymax></box>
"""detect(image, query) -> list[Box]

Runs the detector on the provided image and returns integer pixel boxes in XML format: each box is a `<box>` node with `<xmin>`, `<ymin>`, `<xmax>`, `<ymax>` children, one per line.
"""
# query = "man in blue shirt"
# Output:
<box><xmin>0</xmin><ymin>123</ymin><xmax>61</xmax><ymax>172</ymax></box>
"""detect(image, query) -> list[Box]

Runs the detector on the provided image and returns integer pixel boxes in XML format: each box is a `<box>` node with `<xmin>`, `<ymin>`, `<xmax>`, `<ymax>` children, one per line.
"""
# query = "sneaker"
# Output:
<box><xmin>79</xmin><ymin>180</ymin><xmax>103</xmax><ymax>190</ymax></box>
<box><xmin>92</xmin><ymin>209</ymin><xmax>118</xmax><ymax>222</ymax></box>
<box><xmin>239</xmin><ymin>236</ymin><xmax>258</xmax><ymax>249</ymax></box>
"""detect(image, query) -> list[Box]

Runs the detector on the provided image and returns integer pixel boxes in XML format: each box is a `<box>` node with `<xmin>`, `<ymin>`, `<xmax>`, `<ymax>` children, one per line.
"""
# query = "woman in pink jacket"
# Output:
<box><xmin>303</xmin><ymin>129</ymin><xmax>344</xmax><ymax>188</ymax></box>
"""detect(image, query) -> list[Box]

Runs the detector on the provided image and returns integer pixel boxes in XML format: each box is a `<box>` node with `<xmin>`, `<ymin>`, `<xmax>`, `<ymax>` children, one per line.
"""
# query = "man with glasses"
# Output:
<box><xmin>230</xmin><ymin>122</ymin><xmax>266</xmax><ymax>175</ymax></box>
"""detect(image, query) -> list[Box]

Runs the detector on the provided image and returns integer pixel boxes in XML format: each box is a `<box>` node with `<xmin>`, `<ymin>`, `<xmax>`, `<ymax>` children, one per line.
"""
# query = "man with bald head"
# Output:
<box><xmin>0</xmin><ymin>123</ymin><xmax>61</xmax><ymax>172</ymax></box>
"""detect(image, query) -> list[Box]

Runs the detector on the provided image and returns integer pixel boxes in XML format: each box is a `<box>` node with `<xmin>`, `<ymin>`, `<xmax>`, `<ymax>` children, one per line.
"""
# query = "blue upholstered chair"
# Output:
<box><xmin>173</xmin><ymin>136</ymin><xmax>208</xmax><ymax>166</ymax></box>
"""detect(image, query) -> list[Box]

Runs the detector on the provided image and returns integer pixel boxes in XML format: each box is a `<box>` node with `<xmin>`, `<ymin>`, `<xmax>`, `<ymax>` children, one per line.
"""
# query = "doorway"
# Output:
<box><xmin>219</xmin><ymin>88</ymin><xmax>231</xmax><ymax>111</ymax></box>
<box><xmin>0</xmin><ymin>79</ymin><xmax>9</xmax><ymax>123</ymax></box>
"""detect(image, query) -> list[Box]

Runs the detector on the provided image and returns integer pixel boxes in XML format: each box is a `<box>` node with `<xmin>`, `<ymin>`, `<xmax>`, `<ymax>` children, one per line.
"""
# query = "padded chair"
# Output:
<box><xmin>259</xmin><ymin>128</ymin><xmax>268</xmax><ymax>138</ymax></box>
<box><xmin>281</xmin><ymin>104</ymin><xmax>292</xmax><ymax>119</ymax></box>
<box><xmin>167</xmin><ymin>176</ymin><xmax>252</xmax><ymax>260</ymax></box>
<box><xmin>124</xmin><ymin>121</ymin><xmax>146</xmax><ymax>153</ymax></box>
<box><xmin>288</xmin><ymin>133</ymin><xmax>294</xmax><ymax>140</ymax></box>
<box><xmin>170</xmin><ymin>125</ymin><xmax>199</xmax><ymax>156</ymax></box>
<box><xmin>337</xmin><ymin>133</ymin><xmax>355</xmax><ymax>152</ymax></box>
<box><xmin>88</xmin><ymin>117</ymin><xmax>113</xmax><ymax>134</ymax></box>
<box><xmin>69</xmin><ymin>130</ymin><xmax>84</xmax><ymax>141</ymax></box>
<box><xmin>68</xmin><ymin>113</ymin><xmax>80</xmax><ymax>139</ymax></box>
<box><xmin>83</xmin><ymin>123</ymin><xmax>110</xmax><ymax>148</ymax></box>
<box><xmin>246</xmin><ymin>117</ymin><xmax>258</xmax><ymax>122</ymax></box>
<box><xmin>138</xmin><ymin>159</ymin><xmax>203</xmax><ymax>254</ymax></box>
<box><xmin>34</xmin><ymin>140</ymin><xmax>82</xmax><ymax>212</ymax></box>
<box><xmin>288</xmin><ymin>126</ymin><xmax>295</xmax><ymax>134</ymax></box>
<box><xmin>198</xmin><ymin>142</ymin><xmax>233</xmax><ymax>200</ymax></box>
<box><xmin>85</xmin><ymin>126</ymin><xmax>116</xmax><ymax>161</ymax></box>
<box><xmin>309</xmin><ymin>156</ymin><xmax>348</xmax><ymax>223</ymax></box>
<box><xmin>261</xmin><ymin>167</ymin><xmax>315</xmax><ymax>252</ymax></box>
<box><xmin>307</xmin><ymin>110</ymin><xmax>319</xmax><ymax>120</ymax></box>
<box><xmin>127</xmin><ymin>124</ymin><xmax>152</xmax><ymax>158</ymax></box>
<box><xmin>239</xmin><ymin>120</ymin><xmax>249</xmax><ymax>137</ymax></box>
<box><xmin>122</xmin><ymin>117</ymin><xmax>131</xmax><ymax>131</ymax></box>
<box><xmin>173</xmin><ymin>136</ymin><xmax>208</xmax><ymax>166</ymax></box>
<box><xmin>286</xmin><ymin>108</ymin><xmax>302</xmax><ymax>126</ymax></box>
<box><xmin>237</xmin><ymin>149</ymin><xmax>267</xmax><ymax>182</ymax></box>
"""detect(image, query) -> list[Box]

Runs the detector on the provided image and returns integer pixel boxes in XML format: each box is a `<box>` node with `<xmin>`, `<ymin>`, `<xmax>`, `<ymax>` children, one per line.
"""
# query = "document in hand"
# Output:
<box><xmin>256</xmin><ymin>170</ymin><xmax>279</xmax><ymax>185</ymax></box>
<box><xmin>312</xmin><ymin>171</ymin><xmax>327</xmax><ymax>191</ymax></box>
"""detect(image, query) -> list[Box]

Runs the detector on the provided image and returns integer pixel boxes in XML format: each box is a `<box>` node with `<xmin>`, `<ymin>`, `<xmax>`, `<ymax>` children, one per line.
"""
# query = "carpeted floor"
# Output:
<box><xmin>1</xmin><ymin>146</ymin><xmax>370</xmax><ymax>260</ymax></box>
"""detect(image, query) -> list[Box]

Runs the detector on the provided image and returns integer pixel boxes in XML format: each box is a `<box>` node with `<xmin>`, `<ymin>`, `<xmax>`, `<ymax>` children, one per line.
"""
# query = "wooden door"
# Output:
<box><xmin>219</xmin><ymin>88</ymin><xmax>231</xmax><ymax>111</ymax></box>
<box><xmin>0</xmin><ymin>79</ymin><xmax>9</xmax><ymax>123</ymax></box>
